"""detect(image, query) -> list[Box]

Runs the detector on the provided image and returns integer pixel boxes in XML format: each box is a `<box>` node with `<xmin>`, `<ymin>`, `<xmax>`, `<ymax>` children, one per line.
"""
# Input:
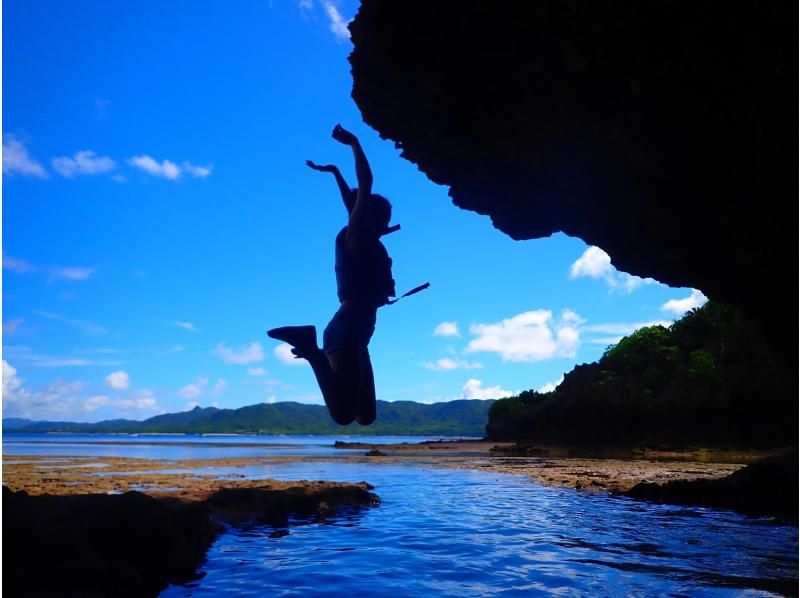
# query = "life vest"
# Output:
<box><xmin>335</xmin><ymin>226</ymin><xmax>396</xmax><ymax>306</ymax></box>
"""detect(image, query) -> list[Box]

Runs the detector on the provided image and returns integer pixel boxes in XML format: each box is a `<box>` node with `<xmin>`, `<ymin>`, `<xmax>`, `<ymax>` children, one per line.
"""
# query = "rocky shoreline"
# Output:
<box><xmin>4</xmin><ymin>441</ymin><xmax>794</xmax><ymax>595</ymax></box>
<box><xmin>3</xmin><ymin>476</ymin><xmax>378</xmax><ymax>597</ymax></box>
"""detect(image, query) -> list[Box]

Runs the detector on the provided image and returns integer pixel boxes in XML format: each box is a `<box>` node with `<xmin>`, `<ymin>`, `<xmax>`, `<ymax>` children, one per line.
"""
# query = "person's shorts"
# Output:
<box><xmin>322</xmin><ymin>302</ymin><xmax>377</xmax><ymax>355</ymax></box>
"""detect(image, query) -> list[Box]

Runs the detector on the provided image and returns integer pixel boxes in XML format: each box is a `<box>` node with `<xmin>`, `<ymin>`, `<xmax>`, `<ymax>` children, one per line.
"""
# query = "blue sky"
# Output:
<box><xmin>2</xmin><ymin>0</ymin><xmax>707</xmax><ymax>422</ymax></box>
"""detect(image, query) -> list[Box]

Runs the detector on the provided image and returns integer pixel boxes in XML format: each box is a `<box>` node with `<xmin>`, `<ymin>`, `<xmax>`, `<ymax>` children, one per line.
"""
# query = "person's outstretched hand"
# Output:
<box><xmin>306</xmin><ymin>160</ymin><xmax>336</xmax><ymax>173</ymax></box>
<box><xmin>332</xmin><ymin>124</ymin><xmax>357</xmax><ymax>146</ymax></box>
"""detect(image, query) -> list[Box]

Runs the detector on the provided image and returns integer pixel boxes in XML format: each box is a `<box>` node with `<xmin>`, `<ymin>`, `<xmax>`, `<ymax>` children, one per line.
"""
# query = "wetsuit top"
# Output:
<box><xmin>335</xmin><ymin>226</ymin><xmax>395</xmax><ymax>306</ymax></box>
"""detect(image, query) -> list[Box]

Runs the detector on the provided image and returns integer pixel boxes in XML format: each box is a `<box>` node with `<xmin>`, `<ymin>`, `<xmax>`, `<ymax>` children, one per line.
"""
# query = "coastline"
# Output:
<box><xmin>3</xmin><ymin>439</ymin><xmax>780</xmax><ymax>498</ymax></box>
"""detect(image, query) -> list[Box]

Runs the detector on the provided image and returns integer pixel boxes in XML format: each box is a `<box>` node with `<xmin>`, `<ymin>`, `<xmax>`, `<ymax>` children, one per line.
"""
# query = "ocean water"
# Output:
<box><xmin>4</xmin><ymin>434</ymin><xmax>797</xmax><ymax>596</ymax></box>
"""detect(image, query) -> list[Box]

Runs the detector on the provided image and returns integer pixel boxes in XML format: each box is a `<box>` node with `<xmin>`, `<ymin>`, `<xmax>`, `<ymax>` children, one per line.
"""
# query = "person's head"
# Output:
<box><xmin>369</xmin><ymin>194</ymin><xmax>392</xmax><ymax>233</ymax></box>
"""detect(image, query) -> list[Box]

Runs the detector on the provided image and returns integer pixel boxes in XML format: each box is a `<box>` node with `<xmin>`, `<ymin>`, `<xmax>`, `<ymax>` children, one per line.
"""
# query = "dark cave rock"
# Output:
<box><xmin>349</xmin><ymin>1</ymin><xmax>797</xmax><ymax>359</ymax></box>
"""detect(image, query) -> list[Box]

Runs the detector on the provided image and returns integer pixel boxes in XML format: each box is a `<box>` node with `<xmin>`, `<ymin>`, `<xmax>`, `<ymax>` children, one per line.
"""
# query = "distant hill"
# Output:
<box><xmin>2</xmin><ymin>399</ymin><xmax>494</xmax><ymax>437</ymax></box>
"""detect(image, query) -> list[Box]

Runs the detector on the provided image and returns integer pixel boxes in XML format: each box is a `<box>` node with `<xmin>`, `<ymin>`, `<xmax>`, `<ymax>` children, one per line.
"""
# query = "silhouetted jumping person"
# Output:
<box><xmin>268</xmin><ymin>125</ymin><xmax>427</xmax><ymax>425</ymax></box>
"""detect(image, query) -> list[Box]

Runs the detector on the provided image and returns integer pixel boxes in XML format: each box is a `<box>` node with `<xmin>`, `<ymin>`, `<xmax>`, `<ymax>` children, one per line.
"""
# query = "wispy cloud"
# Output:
<box><xmin>33</xmin><ymin>310</ymin><xmax>108</xmax><ymax>336</ymax></box>
<box><xmin>179</xmin><ymin>376</ymin><xmax>209</xmax><ymax>399</ymax></box>
<box><xmin>248</xmin><ymin>367</ymin><xmax>269</xmax><ymax>377</ymax></box>
<box><xmin>466</xmin><ymin>309</ymin><xmax>581</xmax><ymax>362</ymax></box>
<box><xmin>3</xmin><ymin>319</ymin><xmax>24</xmax><ymax>334</ymax></box>
<box><xmin>298</xmin><ymin>1</ymin><xmax>351</xmax><ymax>42</ymax></box>
<box><xmin>174</xmin><ymin>320</ymin><xmax>198</xmax><ymax>332</ymax></box>
<box><xmin>2</xmin><ymin>134</ymin><xmax>48</xmax><ymax>178</ymax></box>
<box><xmin>661</xmin><ymin>289</ymin><xmax>708</xmax><ymax>316</ymax></box>
<box><xmin>421</xmin><ymin>357</ymin><xmax>483</xmax><ymax>371</ymax></box>
<box><xmin>570</xmin><ymin>246</ymin><xmax>656</xmax><ymax>293</ymax></box>
<box><xmin>128</xmin><ymin>155</ymin><xmax>212</xmax><ymax>180</ymax></box>
<box><xmin>212</xmin><ymin>341</ymin><xmax>264</xmax><ymax>364</ymax></box>
<box><xmin>4</xmin><ymin>346</ymin><xmax>124</xmax><ymax>368</ymax></box>
<box><xmin>52</xmin><ymin>150</ymin><xmax>115</xmax><ymax>178</ymax></box>
<box><xmin>3</xmin><ymin>254</ymin><xmax>36</xmax><ymax>273</ymax></box>
<box><xmin>322</xmin><ymin>1</ymin><xmax>350</xmax><ymax>41</ymax></box>
<box><xmin>48</xmin><ymin>267</ymin><xmax>96</xmax><ymax>282</ymax></box>
<box><xmin>181</xmin><ymin>161</ymin><xmax>212</xmax><ymax>178</ymax></box>
<box><xmin>128</xmin><ymin>155</ymin><xmax>180</xmax><ymax>180</ymax></box>
<box><xmin>95</xmin><ymin>98</ymin><xmax>111</xmax><ymax>120</ymax></box>
<box><xmin>433</xmin><ymin>321</ymin><xmax>460</xmax><ymax>337</ymax></box>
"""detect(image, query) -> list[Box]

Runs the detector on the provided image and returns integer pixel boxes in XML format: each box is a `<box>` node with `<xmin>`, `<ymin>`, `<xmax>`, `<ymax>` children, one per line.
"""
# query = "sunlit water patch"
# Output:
<box><xmin>161</xmin><ymin>462</ymin><xmax>797</xmax><ymax>597</ymax></box>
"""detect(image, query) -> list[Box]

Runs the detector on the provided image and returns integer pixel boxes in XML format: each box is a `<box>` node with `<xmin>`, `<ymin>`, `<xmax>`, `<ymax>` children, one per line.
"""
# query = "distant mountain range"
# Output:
<box><xmin>2</xmin><ymin>399</ymin><xmax>494</xmax><ymax>437</ymax></box>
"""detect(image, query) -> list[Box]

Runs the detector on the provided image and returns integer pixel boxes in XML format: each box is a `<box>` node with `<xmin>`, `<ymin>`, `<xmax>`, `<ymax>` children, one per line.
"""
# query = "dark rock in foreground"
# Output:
<box><xmin>624</xmin><ymin>451</ymin><xmax>798</xmax><ymax>517</ymax></box>
<box><xmin>2</xmin><ymin>482</ymin><xmax>379</xmax><ymax>597</ymax></box>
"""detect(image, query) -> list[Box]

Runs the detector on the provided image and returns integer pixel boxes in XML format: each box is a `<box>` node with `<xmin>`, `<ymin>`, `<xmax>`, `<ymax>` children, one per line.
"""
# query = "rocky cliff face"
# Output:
<box><xmin>349</xmin><ymin>1</ymin><xmax>796</xmax><ymax>356</ymax></box>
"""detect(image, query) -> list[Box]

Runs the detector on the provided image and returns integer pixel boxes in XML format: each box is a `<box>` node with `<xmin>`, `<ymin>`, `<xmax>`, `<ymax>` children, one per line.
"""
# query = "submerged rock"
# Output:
<box><xmin>624</xmin><ymin>451</ymin><xmax>798</xmax><ymax>517</ymax></box>
<box><xmin>2</xmin><ymin>481</ymin><xmax>379</xmax><ymax>597</ymax></box>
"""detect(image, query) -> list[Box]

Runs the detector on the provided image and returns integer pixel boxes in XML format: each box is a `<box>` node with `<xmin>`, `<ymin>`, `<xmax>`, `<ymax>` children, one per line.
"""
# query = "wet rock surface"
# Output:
<box><xmin>624</xmin><ymin>450</ymin><xmax>798</xmax><ymax>517</ymax></box>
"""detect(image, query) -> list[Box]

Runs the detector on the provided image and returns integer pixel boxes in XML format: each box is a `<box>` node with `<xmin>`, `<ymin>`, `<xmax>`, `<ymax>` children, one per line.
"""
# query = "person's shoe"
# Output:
<box><xmin>267</xmin><ymin>325</ymin><xmax>318</xmax><ymax>359</ymax></box>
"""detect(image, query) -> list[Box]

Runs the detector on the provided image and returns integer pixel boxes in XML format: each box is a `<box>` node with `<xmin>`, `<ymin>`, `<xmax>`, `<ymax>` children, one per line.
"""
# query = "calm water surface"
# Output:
<box><xmin>4</xmin><ymin>434</ymin><xmax>797</xmax><ymax>596</ymax></box>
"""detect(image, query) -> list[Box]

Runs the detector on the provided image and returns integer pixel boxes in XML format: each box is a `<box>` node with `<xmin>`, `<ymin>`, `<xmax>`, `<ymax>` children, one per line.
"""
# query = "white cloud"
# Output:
<box><xmin>322</xmin><ymin>1</ymin><xmax>350</xmax><ymax>41</ymax></box>
<box><xmin>169</xmin><ymin>345</ymin><xmax>185</xmax><ymax>353</ymax></box>
<box><xmin>460</xmin><ymin>378</ymin><xmax>515</xmax><ymax>401</ymax></box>
<box><xmin>537</xmin><ymin>375</ymin><xmax>564</xmax><ymax>393</ymax></box>
<box><xmin>49</xmin><ymin>267</ymin><xmax>95</xmax><ymax>281</ymax></box>
<box><xmin>181</xmin><ymin>161</ymin><xmax>212</xmax><ymax>178</ymax></box>
<box><xmin>174</xmin><ymin>320</ymin><xmax>198</xmax><ymax>332</ymax></box>
<box><xmin>248</xmin><ymin>367</ymin><xmax>268</xmax><ymax>376</ymax></box>
<box><xmin>2</xmin><ymin>135</ymin><xmax>48</xmax><ymax>178</ymax></box>
<box><xmin>570</xmin><ymin>246</ymin><xmax>612</xmax><ymax>279</ymax></box>
<box><xmin>570</xmin><ymin>246</ymin><xmax>656</xmax><ymax>293</ymax></box>
<box><xmin>266</xmin><ymin>395</ymin><xmax>277</xmax><ymax>404</ymax></box>
<box><xmin>661</xmin><ymin>289</ymin><xmax>708</xmax><ymax>316</ymax></box>
<box><xmin>433</xmin><ymin>321</ymin><xmax>460</xmax><ymax>337</ymax></box>
<box><xmin>212</xmin><ymin>379</ymin><xmax>228</xmax><ymax>395</ymax></box>
<box><xmin>3</xmin><ymin>254</ymin><xmax>35</xmax><ymax>273</ymax></box>
<box><xmin>105</xmin><ymin>371</ymin><xmax>130</xmax><ymax>390</ymax></box>
<box><xmin>212</xmin><ymin>342</ymin><xmax>264</xmax><ymax>364</ymax></box>
<box><xmin>466</xmin><ymin>309</ymin><xmax>581</xmax><ymax>362</ymax></box>
<box><xmin>52</xmin><ymin>150</ymin><xmax>115</xmax><ymax>177</ymax></box>
<box><xmin>128</xmin><ymin>155</ymin><xmax>181</xmax><ymax>180</ymax></box>
<box><xmin>185</xmin><ymin>401</ymin><xmax>200</xmax><ymax>411</ymax></box>
<box><xmin>178</xmin><ymin>376</ymin><xmax>209</xmax><ymax>399</ymax></box>
<box><xmin>421</xmin><ymin>357</ymin><xmax>483</xmax><ymax>371</ymax></box>
<box><xmin>3</xmin><ymin>360</ymin><xmax>159</xmax><ymax>420</ymax></box>
<box><xmin>128</xmin><ymin>155</ymin><xmax>212</xmax><ymax>180</ymax></box>
<box><xmin>274</xmin><ymin>342</ymin><xmax>309</xmax><ymax>366</ymax></box>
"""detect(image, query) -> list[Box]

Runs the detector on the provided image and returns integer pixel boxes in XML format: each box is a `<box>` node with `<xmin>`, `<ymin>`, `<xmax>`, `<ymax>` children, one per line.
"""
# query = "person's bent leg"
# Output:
<box><xmin>268</xmin><ymin>325</ymin><xmax>357</xmax><ymax>425</ymax></box>
<box><xmin>355</xmin><ymin>348</ymin><xmax>376</xmax><ymax>426</ymax></box>
<box><xmin>324</xmin><ymin>347</ymin><xmax>361</xmax><ymax>425</ymax></box>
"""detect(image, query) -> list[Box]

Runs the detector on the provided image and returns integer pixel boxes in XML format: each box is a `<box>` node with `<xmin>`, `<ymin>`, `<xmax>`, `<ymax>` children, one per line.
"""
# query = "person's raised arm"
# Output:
<box><xmin>331</xmin><ymin>124</ymin><xmax>373</xmax><ymax>242</ymax></box>
<box><xmin>306</xmin><ymin>160</ymin><xmax>356</xmax><ymax>213</ymax></box>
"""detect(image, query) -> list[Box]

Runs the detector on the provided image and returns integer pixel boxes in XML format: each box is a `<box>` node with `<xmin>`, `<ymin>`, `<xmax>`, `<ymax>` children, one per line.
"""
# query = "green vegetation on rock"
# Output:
<box><xmin>486</xmin><ymin>303</ymin><xmax>794</xmax><ymax>447</ymax></box>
